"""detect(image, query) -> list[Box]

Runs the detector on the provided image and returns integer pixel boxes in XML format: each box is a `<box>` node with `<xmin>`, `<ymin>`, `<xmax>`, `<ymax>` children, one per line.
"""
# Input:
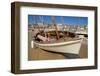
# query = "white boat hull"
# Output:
<box><xmin>33</xmin><ymin>39</ymin><xmax>83</xmax><ymax>54</ymax></box>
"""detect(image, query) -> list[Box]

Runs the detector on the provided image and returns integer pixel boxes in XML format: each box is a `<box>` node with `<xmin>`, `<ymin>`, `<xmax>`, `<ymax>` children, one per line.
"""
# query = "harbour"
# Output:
<box><xmin>28</xmin><ymin>15</ymin><xmax>88</xmax><ymax>60</ymax></box>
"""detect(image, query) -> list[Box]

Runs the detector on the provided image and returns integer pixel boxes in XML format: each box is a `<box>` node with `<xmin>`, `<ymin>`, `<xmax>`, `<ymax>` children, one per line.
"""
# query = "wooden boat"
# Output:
<box><xmin>32</xmin><ymin>16</ymin><xmax>83</xmax><ymax>54</ymax></box>
<box><xmin>33</xmin><ymin>38</ymin><xmax>83</xmax><ymax>54</ymax></box>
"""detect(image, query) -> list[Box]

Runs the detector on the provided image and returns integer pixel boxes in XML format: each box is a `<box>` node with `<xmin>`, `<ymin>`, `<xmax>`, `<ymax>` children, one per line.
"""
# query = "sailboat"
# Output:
<box><xmin>32</xmin><ymin>16</ymin><xmax>83</xmax><ymax>54</ymax></box>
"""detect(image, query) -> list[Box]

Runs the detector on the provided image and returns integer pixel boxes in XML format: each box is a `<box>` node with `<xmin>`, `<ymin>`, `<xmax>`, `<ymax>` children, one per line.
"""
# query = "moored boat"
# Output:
<box><xmin>31</xmin><ymin>16</ymin><xmax>83</xmax><ymax>55</ymax></box>
<box><xmin>33</xmin><ymin>38</ymin><xmax>83</xmax><ymax>54</ymax></box>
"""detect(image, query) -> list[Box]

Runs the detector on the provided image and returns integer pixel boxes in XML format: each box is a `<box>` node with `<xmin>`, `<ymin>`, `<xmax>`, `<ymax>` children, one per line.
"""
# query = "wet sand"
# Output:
<box><xmin>28</xmin><ymin>30</ymin><xmax>88</xmax><ymax>60</ymax></box>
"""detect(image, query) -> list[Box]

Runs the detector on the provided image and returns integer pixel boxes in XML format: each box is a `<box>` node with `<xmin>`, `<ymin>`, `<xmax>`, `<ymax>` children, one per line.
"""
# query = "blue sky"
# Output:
<box><xmin>28</xmin><ymin>15</ymin><xmax>88</xmax><ymax>26</ymax></box>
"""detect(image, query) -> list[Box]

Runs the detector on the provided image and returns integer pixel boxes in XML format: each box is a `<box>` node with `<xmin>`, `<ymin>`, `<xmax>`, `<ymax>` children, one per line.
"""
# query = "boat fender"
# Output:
<box><xmin>31</xmin><ymin>40</ymin><xmax>34</xmax><ymax>48</ymax></box>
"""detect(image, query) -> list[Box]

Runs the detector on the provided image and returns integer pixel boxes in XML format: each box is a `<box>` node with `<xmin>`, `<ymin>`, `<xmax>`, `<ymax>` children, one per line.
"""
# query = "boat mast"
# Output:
<box><xmin>52</xmin><ymin>16</ymin><xmax>60</xmax><ymax>40</ymax></box>
<box><xmin>35</xmin><ymin>16</ymin><xmax>40</xmax><ymax>31</ymax></box>
<box><xmin>61</xmin><ymin>16</ymin><xmax>65</xmax><ymax>32</ymax></box>
<box><xmin>61</xmin><ymin>16</ymin><xmax>66</xmax><ymax>39</ymax></box>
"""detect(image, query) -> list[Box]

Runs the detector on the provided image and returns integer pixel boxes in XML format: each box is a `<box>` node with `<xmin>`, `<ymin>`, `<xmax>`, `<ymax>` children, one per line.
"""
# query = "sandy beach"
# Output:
<box><xmin>28</xmin><ymin>30</ymin><xmax>88</xmax><ymax>60</ymax></box>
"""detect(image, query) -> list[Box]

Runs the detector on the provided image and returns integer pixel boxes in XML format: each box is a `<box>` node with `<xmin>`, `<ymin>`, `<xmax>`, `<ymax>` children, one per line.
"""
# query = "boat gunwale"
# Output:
<box><xmin>34</xmin><ymin>38</ymin><xmax>83</xmax><ymax>47</ymax></box>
